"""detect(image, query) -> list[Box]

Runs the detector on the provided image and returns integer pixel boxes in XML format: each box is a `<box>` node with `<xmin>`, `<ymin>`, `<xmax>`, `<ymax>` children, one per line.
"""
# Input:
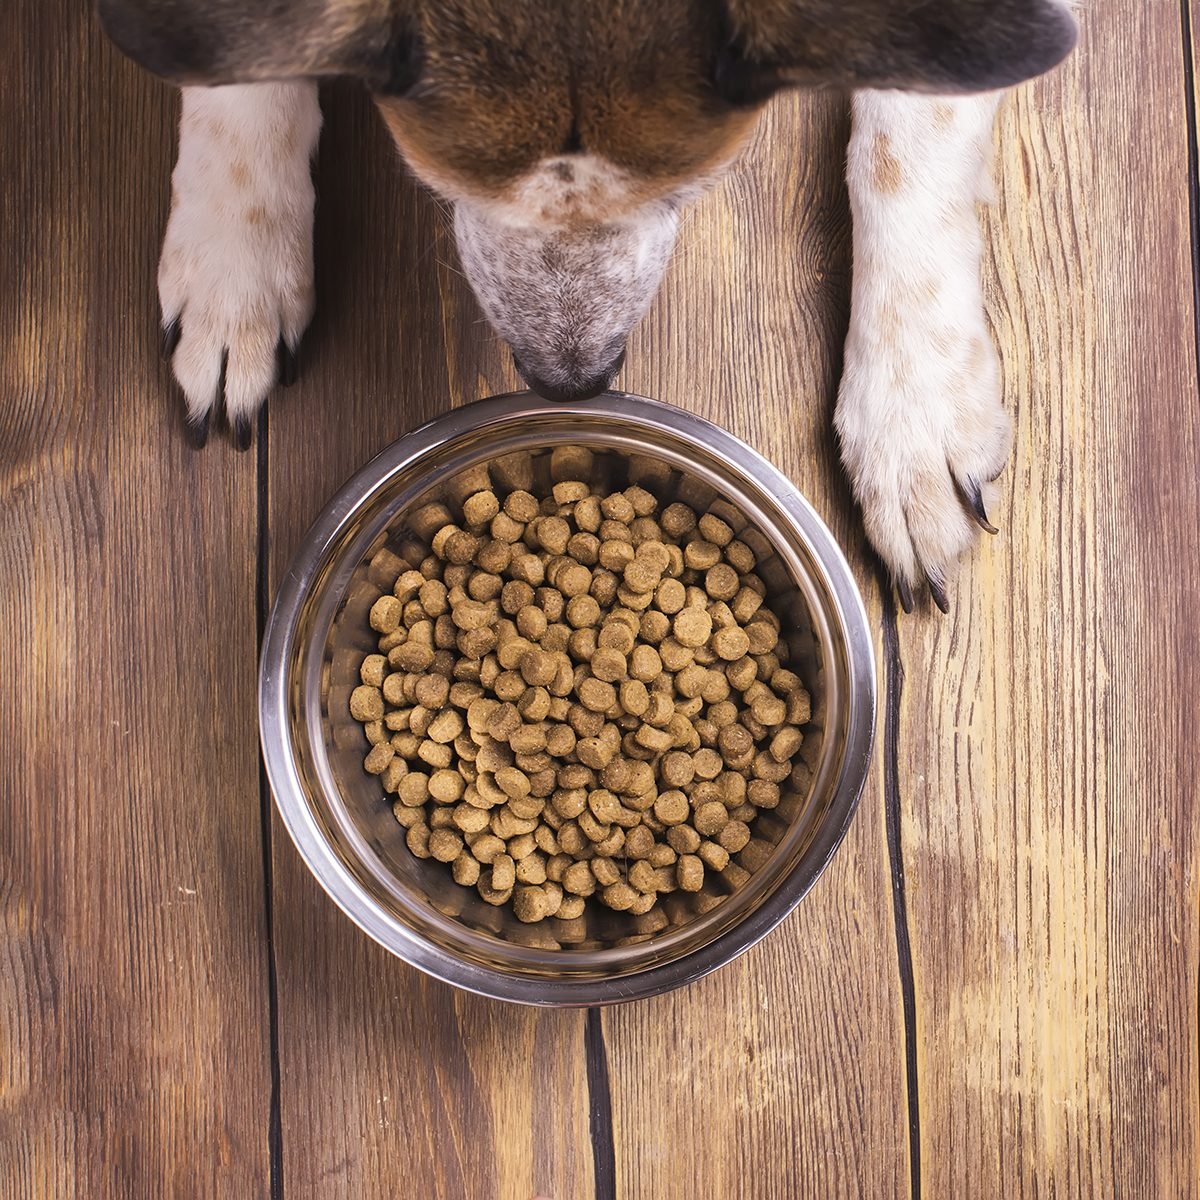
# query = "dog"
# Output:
<box><xmin>98</xmin><ymin>0</ymin><xmax>1076</xmax><ymax>611</ymax></box>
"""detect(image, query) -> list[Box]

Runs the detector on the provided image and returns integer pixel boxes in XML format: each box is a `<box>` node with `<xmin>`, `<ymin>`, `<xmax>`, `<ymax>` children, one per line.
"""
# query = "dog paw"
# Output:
<box><xmin>159</xmin><ymin>84</ymin><xmax>319</xmax><ymax>448</ymax></box>
<box><xmin>835</xmin><ymin>324</ymin><xmax>1011</xmax><ymax>612</ymax></box>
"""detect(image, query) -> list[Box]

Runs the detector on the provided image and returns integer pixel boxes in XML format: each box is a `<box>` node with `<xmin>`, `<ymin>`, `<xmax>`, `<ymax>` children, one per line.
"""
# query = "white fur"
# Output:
<box><xmin>160</xmin><ymin>82</ymin><xmax>321</xmax><ymax>424</ymax></box>
<box><xmin>837</xmin><ymin>88</ymin><xmax>1010</xmax><ymax>597</ymax></box>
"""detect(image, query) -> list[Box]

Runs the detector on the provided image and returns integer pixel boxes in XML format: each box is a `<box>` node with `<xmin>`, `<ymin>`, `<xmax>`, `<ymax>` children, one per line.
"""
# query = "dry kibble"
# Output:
<box><xmin>712</xmin><ymin>626</ymin><xmax>751</xmax><ymax>661</ymax></box>
<box><xmin>677</xmin><ymin>855</ymin><xmax>704</xmax><ymax>892</ymax></box>
<box><xmin>770</xmin><ymin>726</ymin><xmax>804</xmax><ymax>763</ymax></box>
<box><xmin>602</xmin><ymin>881</ymin><xmax>638</xmax><ymax>911</ymax></box>
<box><xmin>491</xmin><ymin>853</ymin><xmax>516</xmax><ymax>891</ymax></box>
<box><xmin>698</xmin><ymin>513</ymin><xmax>734</xmax><ymax>546</ymax></box>
<box><xmin>698</xmin><ymin>840</ymin><xmax>730</xmax><ymax>871</ymax></box>
<box><xmin>428</xmin><ymin>828</ymin><xmax>464</xmax><ymax>863</ymax></box>
<box><xmin>349</xmin><ymin>686</ymin><xmax>384</xmax><ymax>723</ymax></box>
<box><xmin>694</xmin><ymin>801</ymin><xmax>729</xmax><ymax>837</ymax></box>
<box><xmin>578</xmin><ymin>677</ymin><xmax>616</xmax><ymax>713</ymax></box>
<box><xmin>351</xmin><ymin>462</ymin><xmax>812</xmax><ymax>927</ymax></box>
<box><xmin>653</xmin><ymin>790</ymin><xmax>689</xmax><ymax>825</ymax></box>
<box><xmin>590</xmin><ymin>648</ymin><xmax>627</xmax><ymax>682</ymax></box>
<box><xmin>672</xmin><ymin>607</ymin><xmax>712</xmax><ymax>648</ymax></box>
<box><xmin>661</xmin><ymin>751</ymin><xmax>695</xmax><ymax>788</ymax></box>
<box><xmin>719</xmin><ymin>820</ymin><xmax>751</xmax><ymax>853</ymax></box>
<box><xmin>363</xmin><ymin>742</ymin><xmax>395</xmax><ymax>775</ymax></box>
<box><xmin>562</xmin><ymin>860</ymin><xmax>596</xmax><ymax>896</ymax></box>
<box><xmin>513</xmin><ymin>885</ymin><xmax>550</xmax><ymax>923</ymax></box>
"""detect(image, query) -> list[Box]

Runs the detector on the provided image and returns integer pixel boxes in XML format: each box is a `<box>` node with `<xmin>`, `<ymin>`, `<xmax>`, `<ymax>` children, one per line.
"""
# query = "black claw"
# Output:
<box><xmin>161</xmin><ymin>316</ymin><xmax>182</xmax><ymax>361</ymax></box>
<box><xmin>957</xmin><ymin>476</ymin><xmax>999</xmax><ymax>535</ymax></box>
<box><xmin>277</xmin><ymin>338</ymin><xmax>300</xmax><ymax>387</ymax></box>
<box><xmin>896</xmin><ymin>577</ymin><xmax>915</xmax><ymax>614</ymax></box>
<box><xmin>231</xmin><ymin>415</ymin><xmax>254</xmax><ymax>452</ymax></box>
<box><xmin>927</xmin><ymin>574</ymin><xmax>950</xmax><ymax>614</ymax></box>
<box><xmin>184</xmin><ymin>408</ymin><xmax>211</xmax><ymax>450</ymax></box>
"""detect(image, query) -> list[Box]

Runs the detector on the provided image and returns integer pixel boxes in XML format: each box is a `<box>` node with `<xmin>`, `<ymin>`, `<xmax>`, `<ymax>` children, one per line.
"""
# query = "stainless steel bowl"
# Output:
<box><xmin>260</xmin><ymin>391</ymin><xmax>876</xmax><ymax>1005</ymax></box>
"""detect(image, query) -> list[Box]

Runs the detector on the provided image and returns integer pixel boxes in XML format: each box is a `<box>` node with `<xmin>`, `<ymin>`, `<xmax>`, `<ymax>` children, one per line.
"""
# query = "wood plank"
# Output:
<box><xmin>603</xmin><ymin>92</ymin><xmax>911</xmax><ymax>1200</ymax></box>
<box><xmin>895</xmin><ymin>3</ymin><xmax>1200</xmax><ymax>1195</ymax></box>
<box><xmin>265</xmin><ymin>83</ymin><xmax>592</xmax><ymax>1200</ymax></box>
<box><xmin>0</xmin><ymin>3</ymin><xmax>272</xmax><ymax>1196</ymax></box>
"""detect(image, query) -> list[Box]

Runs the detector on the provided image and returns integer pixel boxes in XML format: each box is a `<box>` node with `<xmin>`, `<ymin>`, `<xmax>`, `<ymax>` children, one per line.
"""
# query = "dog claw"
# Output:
<box><xmin>231</xmin><ymin>415</ymin><xmax>254</xmax><ymax>452</ymax></box>
<box><xmin>184</xmin><ymin>408</ymin><xmax>211</xmax><ymax>450</ymax></box>
<box><xmin>277</xmin><ymin>337</ymin><xmax>300</xmax><ymax>387</ymax></box>
<box><xmin>896</xmin><ymin>577</ymin><xmax>915</xmax><ymax>615</ymax></box>
<box><xmin>957</xmin><ymin>476</ymin><xmax>999</xmax><ymax>534</ymax></box>
<box><xmin>927</xmin><ymin>574</ymin><xmax>950</xmax><ymax>614</ymax></box>
<box><xmin>161</xmin><ymin>316</ymin><xmax>182</xmax><ymax>361</ymax></box>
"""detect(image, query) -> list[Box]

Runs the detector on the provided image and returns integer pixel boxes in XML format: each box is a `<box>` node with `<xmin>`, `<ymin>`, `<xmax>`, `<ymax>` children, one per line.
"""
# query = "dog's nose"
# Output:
<box><xmin>514</xmin><ymin>349</ymin><xmax>626</xmax><ymax>403</ymax></box>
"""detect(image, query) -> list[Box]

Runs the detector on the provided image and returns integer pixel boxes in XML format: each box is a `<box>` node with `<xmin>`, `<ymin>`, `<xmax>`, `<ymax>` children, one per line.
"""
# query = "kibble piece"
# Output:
<box><xmin>565</xmin><ymin>595</ymin><xmax>601</xmax><ymax>629</ymax></box>
<box><xmin>627</xmin><ymin>644</ymin><xmax>661</xmax><ymax>682</ymax></box>
<box><xmin>562</xmin><ymin>860</ymin><xmax>597</xmax><ymax>896</ymax></box>
<box><xmin>677</xmin><ymin>855</ymin><xmax>705</xmax><ymax>892</ymax></box>
<box><xmin>660</xmin><ymin>502</ymin><xmax>696</xmax><ymax>538</ymax></box>
<box><xmin>769</xmin><ymin>726</ymin><xmax>804</xmax><ymax>763</ymax></box>
<box><xmin>666</xmin><ymin>823</ymin><xmax>701</xmax><ymax>855</ymax></box>
<box><xmin>428</xmin><ymin>828</ymin><xmax>464</xmax><ymax>863</ymax></box>
<box><xmin>647</xmin><ymin>842</ymin><xmax>677</xmax><ymax>868</ymax></box>
<box><xmin>654</xmin><ymin>578</ymin><xmax>686</xmax><ymax>614</ymax></box>
<box><xmin>635</xmin><ymin>724</ymin><xmax>673</xmax><ymax>753</ymax></box>
<box><xmin>653</xmin><ymin>789</ymin><xmax>690</xmax><ymax>825</ymax></box>
<box><xmin>427</xmin><ymin>710</ymin><xmax>464</xmax><ymax>744</ymax></box>
<box><xmin>406</xmin><ymin>823</ymin><xmax>432</xmax><ymax>858</ymax></box>
<box><xmin>490</xmin><ymin>853</ymin><xmax>516</xmax><ymax>891</ymax></box>
<box><xmin>712</xmin><ymin>626</ymin><xmax>751</xmax><ymax>661</ymax></box>
<box><xmin>364</xmin><ymin>742</ymin><xmax>395</xmax><ymax>774</ymax></box>
<box><xmin>429</xmin><ymin>769</ymin><xmax>466</xmax><ymax>803</ymax></box>
<box><xmin>697</xmin><ymin>840</ymin><xmax>730</xmax><ymax>871</ymax></box>
<box><xmin>578</xmin><ymin>677</ymin><xmax>616</xmax><ymax>713</ymax></box>
<box><xmin>698</xmin><ymin>512</ymin><xmax>734</xmax><ymax>546</ymax></box>
<box><xmin>590</xmin><ymin>647</ymin><xmax>627</xmax><ymax>683</ymax></box>
<box><xmin>661</xmin><ymin>751</ymin><xmax>695</xmax><ymax>788</ymax></box>
<box><xmin>515</xmin><ymin>853</ymin><xmax>548</xmax><ymax>885</ymax></box>
<box><xmin>452</xmin><ymin>802</ymin><xmax>490</xmax><ymax>833</ymax></box>
<box><xmin>748</xmin><ymin>779</ymin><xmax>782</xmax><ymax>809</ymax></box>
<box><xmin>470</xmin><ymin>833</ymin><xmax>507</xmax><ymax>864</ymax></box>
<box><xmin>672</xmin><ymin>607</ymin><xmax>712</xmax><ymax>649</ymax></box>
<box><xmin>369</xmin><ymin>595</ymin><xmax>403</xmax><ymax>634</ymax></box>
<box><xmin>619</xmin><ymin>679</ymin><xmax>650</xmax><ymax>717</ymax></box>
<box><xmin>704</xmin><ymin>563</ymin><xmax>740</xmax><ymax>601</ymax></box>
<box><xmin>477</xmin><ymin>873</ymin><xmax>513</xmax><ymax>906</ymax></box>
<box><xmin>360</xmin><ymin>654</ymin><xmax>387</xmax><ymax>687</ymax></box>
<box><xmin>513</xmin><ymin>885</ymin><xmax>550</xmax><ymax>923</ymax></box>
<box><xmin>718</xmin><ymin>820</ymin><xmax>751</xmax><ymax>853</ymax></box>
<box><xmin>350</xmin><ymin>686</ymin><xmax>384</xmax><ymax>722</ymax></box>
<box><xmin>694</xmin><ymin>801</ymin><xmax>729</xmax><ymax>837</ymax></box>
<box><xmin>601</xmin><ymin>881</ymin><xmax>638</xmax><ymax>911</ymax></box>
<box><xmin>745</xmin><ymin>620</ymin><xmax>779</xmax><ymax>655</ymax></box>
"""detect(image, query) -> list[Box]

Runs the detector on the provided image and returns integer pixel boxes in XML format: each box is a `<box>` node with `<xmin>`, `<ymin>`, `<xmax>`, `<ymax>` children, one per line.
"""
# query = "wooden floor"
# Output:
<box><xmin>3</xmin><ymin>2</ymin><xmax>1199</xmax><ymax>1197</ymax></box>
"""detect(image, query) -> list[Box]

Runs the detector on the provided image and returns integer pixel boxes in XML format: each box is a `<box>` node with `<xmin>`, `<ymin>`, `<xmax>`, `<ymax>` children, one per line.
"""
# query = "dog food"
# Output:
<box><xmin>348</xmin><ymin>451</ymin><xmax>812</xmax><ymax>927</ymax></box>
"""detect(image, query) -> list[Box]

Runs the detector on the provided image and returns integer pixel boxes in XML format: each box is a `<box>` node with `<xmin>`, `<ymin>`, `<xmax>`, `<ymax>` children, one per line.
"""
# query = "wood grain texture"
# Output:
<box><xmin>264</xmin><ymin>84</ymin><xmax>592</xmax><ymax>1200</ymax></box>
<box><xmin>0</xmin><ymin>3</ymin><xmax>272</xmax><ymax>1197</ymax></box>
<box><xmin>895</xmin><ymin>3</ymin><xmax>1200</xmax><ymax>1196</ymax></box>
<box><xmin>602</xmin><ymin>92</ymin><xmax>912</xmax><ymax>1200</ymax></box>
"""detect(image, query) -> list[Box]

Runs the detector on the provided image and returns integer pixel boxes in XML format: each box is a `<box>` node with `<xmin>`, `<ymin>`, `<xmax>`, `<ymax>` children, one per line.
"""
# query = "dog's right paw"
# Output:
<box><xmin>159</xmin><ymin>83</ymin><xmax>320</xmax><ymax>448</ymax></box>
<box><xmin>159</xmin><ymin>185</ymin><xmax>314</xmax><ymax>449</ymax></box>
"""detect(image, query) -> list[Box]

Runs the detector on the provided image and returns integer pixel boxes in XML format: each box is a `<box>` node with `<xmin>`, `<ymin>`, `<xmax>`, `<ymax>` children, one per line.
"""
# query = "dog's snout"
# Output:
<box><xmin>515</xmin><ymin>347</ymin><xmax>626</xmax><ymax>404</ymax></box>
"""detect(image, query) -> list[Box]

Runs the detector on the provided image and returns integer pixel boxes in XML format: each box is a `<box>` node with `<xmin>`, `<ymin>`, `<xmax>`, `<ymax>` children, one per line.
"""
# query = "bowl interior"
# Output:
<box><xmin>272</xmin><ymin>396</ymin><xmax>866</xmax><ymax>993</ymax></box>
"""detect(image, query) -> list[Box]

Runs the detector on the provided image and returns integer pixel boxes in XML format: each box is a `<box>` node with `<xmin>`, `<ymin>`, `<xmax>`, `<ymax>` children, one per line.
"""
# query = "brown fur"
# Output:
<box><xmin>102</xmin><ymin>0</ymin><xmax>1077</xmax><ymax>212</ymax></box>
<box><xmin>870</xmin><ymin>132</ymin><xmax>904</xmax><ymax>194</ymax></box>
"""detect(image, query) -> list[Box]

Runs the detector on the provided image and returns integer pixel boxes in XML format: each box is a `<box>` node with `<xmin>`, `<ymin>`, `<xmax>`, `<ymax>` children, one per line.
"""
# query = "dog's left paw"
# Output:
<box><xmin>835</xmin><ymin>323</ymin><xmax>1011</xmax><ymax>612</ymax></box>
